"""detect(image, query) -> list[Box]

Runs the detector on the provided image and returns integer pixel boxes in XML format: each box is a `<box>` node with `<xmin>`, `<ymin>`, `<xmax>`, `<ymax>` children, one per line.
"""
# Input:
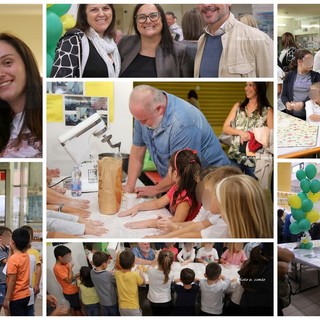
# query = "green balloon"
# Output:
<box><xmin>298</xmin><ymin>219</ymin><xmax>311</xmax><ymax>232</ymax></box>
<box><xmin>46</xmin><ymin>53</ymin><xmax>53</xmax><ymax>77</ymax></box>
<box><xmin>305</xmin><ymin>164</ymin><xmax>317</xmax><ymax>180</ymax></box>
<box><xmin>289</xmin><ymin>222</ymin><xmax>301</xmax><ymax>234</ymax></box>
<box><xmin>305</xmin><ymin>242</ymin><xmax>313</xmax><ymax>249</ymax></box>
<box><xmin>48</xmin><ymin>4</ymin><xmax>71</xmax><ymax>17</ymax></box>
<box><xmin>300</xmin><ymin>178</ymin><xmax>311</xmax><ymax>193</ymax></box>
<box><xmin>296</xmin><ymin>169</ymin><xmax>306</xmax><ymax>181</ymax></box>
<box><xmin>300</xmin><ymin>243</ymin><xmax>307</xmax><ymax>249</ymax></box>
<box><xmin>47</xmin><ymin>11</ymin><xmax>63</xmax><ymax>48</ymax></box>
<box><xmin>310</xmin><ymin>179</ymin><xmax>320</xmax><ymax>193</ymax></box>
<box><xmin>292</xmin><ymin>209</ymin><xmax>306</xmax><ymax>222</ymax></box>
<box><xmin>298</xmin><ymin>192</ymin><xmax>308</xmax><ymax>202</ymax></box>
<box><xmin>302</xmin><ymin>199</ymin><xmax>313</xmax><ymax>212</ymax></box>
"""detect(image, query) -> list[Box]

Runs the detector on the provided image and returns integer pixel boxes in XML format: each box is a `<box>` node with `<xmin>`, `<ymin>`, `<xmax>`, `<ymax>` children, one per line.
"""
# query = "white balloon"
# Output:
<box><xmin>290</xmin><ymin>216</ymin><xmax>296</xmax><ymax>224</ymax></box>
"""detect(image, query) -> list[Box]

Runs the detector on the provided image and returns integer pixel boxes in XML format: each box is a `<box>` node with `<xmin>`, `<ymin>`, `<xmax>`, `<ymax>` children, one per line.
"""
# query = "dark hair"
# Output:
<box><xmin>165</xmin><ymin>11</ymin><xmax>175</xmax><ymax>18</ymax></box>
<box><xmin>119</xmin><ymin>248</ymin><xmax>135</xmax><ymax>270</ymax></box>
<box><xmin>92</xmin><ymin>251</ymin><xmax>110</xmax><ymax>267</ymax></box>
<box><xmin>290</xmin><ymin>49</ymin><xmax>313</xmax><ymax>70</ymax></box>
<box><xmin>205</xmin><ymin>262</ymin><xmax>221</xmax><ymax>281</ymax></box>
<box><xmin>182</xmin><ymin>8</ymin><xmax>205</xmax><ymax>40</ymax></box>
<box><xmin>188</xmin><ymin>89</ymin><xmax>198</xmax><ymax>100</ymax></box>
<box><xmin>0</xmin><ymin>226</ymin><xmax>12</xmax><ymax>236</ymax></box>
<box><xmin>239</xmin><ymin>82</ymin><xmax>272</xmax><ymax>116</ymax></box>
<box><xmin>133</xmin><ymin>4</ymin><xmax>174</xmax><ymax>56</ymax></box>
<box><xmin>54</xmin><ymin>245</ymin><xmax>71</xmax><ymax>260</ymax></box>
<box><xmin>20</xmin><ymin>225</ymin><xmax>33</xmax><ymax>239</ymax></box>
<box><xmin>75</xmin><ymin>4</ymin><xmax>116</xmax><ymax>38</ymax></box>
<box><xmin>278</xmin><ymin>209</ymin><xmax>284</xmax><ymax>218</ymax></box>
<box><xmin>238</xmin><ymin>243</ymin><xmax>273</xmax><ymax>289</ymax></box>
<box><xmin>180</xmin><ymin>267</ymin><xmax>195</xmax><ymax>285</ymax></box>
<box><xmin>80</xmin><ymin>266</ymin><xmax>94</xmax><ymax>288</ymax></box>
<box><xmin>84</xmin><ymin>243</ymin><xmax>93</xmax><ymax>251</ymax></box>
<box><xmin>0</xmin><ymin>33</ymin><xmax>42</xmax><ymax>152</ymax></box>
<box><xmin>158</xmin><ymin>250</ymin><xmax>173</xmax><ymax>284</ymax></box>
<box><xmin>281</xmin><ymin>32</ymin><xmax>297</xmax><ymax>49</ymax></box>
<box><xmin>12</xmin><ymin>228</ymin><xmax>30</xmax><ymax>252</ymax></box>
<box><xmin>169</xmin><ymin>149</ymin><xmax>201</xmax><ymax>219</ymax></box>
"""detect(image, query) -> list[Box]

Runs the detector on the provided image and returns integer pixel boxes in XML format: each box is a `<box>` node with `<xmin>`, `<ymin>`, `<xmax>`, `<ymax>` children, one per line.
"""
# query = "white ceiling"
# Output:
<box><xmin>278</xmin><ymin>4</ymin><xmax>320</xmax><ymax>19</ymax></box>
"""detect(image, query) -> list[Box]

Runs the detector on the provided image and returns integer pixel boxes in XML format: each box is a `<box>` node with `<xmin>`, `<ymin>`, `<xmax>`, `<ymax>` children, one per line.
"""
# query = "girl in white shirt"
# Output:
<box><xmin>147</xmin><ymin>250</ymin><xmax>174</xmax><ymax>316</ymax></box>
<box><xmin>306</xmin><ymin>82</ymin><xmax>320</xmax><ymax>126</ymax></box>
<box><xmin>177</xmin><ymin>243</ymin><xmax>195</xmax><ymax>265</ymax></box>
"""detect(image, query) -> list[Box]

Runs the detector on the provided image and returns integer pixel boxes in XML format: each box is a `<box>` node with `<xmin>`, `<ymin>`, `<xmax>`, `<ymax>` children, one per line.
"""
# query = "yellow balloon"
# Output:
<box><xmin>47</xmin><ymin>4</ymin><xmax>53</xmax><ymax>8</ymax></box>
<box><xmin>288</xmin><ymin>195</ymin><xmax>302</xmax><ymax>209</ymax></box>
<box><xmin>61</xmin><ymin>14</ymin><xmax>76</xmax><ymax>31</ymax></box>
<box><xmin>306</xmin><ymin>210</ymin><xmax>320</xmax><ymax>223</ymax></box>
<box><xmin>302</xmin><ymin>239</ymin><xmax>308</xmax><ymax>244</ymax></box>
<box><xmin>308</xmin><ymin>192</ymin><xmax>318</xmax><ymax>203</ymax></box>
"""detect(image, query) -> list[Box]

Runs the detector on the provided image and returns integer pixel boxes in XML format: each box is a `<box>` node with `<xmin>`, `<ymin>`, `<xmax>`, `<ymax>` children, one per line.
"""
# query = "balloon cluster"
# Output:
<box><xmin>47</xmin><ymin>4</ymin><xmax>75</xmax><ymax>76</ymax></box>
<box><xmin>288</xmin><ymin>164</ymin><xmax>320</xmax><ymax>249</ymax></box>
<box><xmin>300</xmin><ymin>232</ymin><xmax>313</xmax><ymax>249</ymax></box>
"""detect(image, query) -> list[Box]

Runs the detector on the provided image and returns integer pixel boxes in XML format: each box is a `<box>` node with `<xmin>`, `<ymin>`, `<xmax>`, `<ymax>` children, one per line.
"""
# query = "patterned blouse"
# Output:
<box><xmin>228</xmin><ymin>105</ymin><xmax>269</xmax><ymax>167</ymax></box>
<box><xmin>0</xmin><ymin>112</ymin><xmax>42</xmax><ymax>158</ymax></box>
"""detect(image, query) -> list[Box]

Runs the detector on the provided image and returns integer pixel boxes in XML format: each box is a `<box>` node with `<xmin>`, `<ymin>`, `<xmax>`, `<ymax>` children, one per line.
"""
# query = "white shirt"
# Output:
<box><xmin>200</xmin><ymin>278</ymin><xmax>231</xmax><ymax>314</ymax></box>
<box><xmin>147</xmin><ymin>267</ymin><xmax>174</xmax><ymax>303</ymax></box>
<box><xmin>177</xmin><ymin>247</ymin><xmax>196</xmax><ymax>262</ymax></box>
<box><xmin>1</xmin><ymin>112</ymin><xmax>41</xmax><ymax>158</ymax></box>
<box><xmin>201</xmin><ymin>217</ymin><xmax>229</xmax><ymax>238</ymax></box>
<box><xmin>313</xmin><ymin>50</ymin><xmax>320</xmax><ymax>73</ymax></box>
<box><xmin>306</xmin><ymin>100</ymin><xmax>320</xmax><ymax>126</ymax></box>
<box><xmin>196</xmin><ymin>247</ymin><xmax>219</xmax><ymax>262</ymax></box>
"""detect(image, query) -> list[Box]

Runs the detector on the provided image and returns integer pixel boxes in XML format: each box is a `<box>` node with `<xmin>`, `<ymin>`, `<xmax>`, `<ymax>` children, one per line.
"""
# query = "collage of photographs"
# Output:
<box><xmin>1</xmin><ymin>1</ymin><xmax>320</xmax><ymax>318</ymax></box>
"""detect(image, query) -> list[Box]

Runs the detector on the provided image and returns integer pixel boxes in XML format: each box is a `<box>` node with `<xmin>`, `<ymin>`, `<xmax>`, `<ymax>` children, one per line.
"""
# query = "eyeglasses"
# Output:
<box><xmin>136</xmin><ymin>12</ymin><xmax>161</xmax><ymax>24</ymax></box>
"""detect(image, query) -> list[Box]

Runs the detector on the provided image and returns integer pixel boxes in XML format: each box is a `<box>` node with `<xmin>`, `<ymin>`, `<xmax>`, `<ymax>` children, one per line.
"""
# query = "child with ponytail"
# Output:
<box><xmin>119</xmin><ymin>149</ymin><xmax>201</xmax><ymax>229</ymax></box>
<box><xmin>147</xmin><ymin>250</ymin><xmax>174</xmax><ymax>316</ymax></box>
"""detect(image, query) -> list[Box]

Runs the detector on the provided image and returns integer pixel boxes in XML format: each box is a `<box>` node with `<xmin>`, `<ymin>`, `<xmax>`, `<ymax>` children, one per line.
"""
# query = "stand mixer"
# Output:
<box><xmin>58</xmin><ymin>113</ymin><xmax>122</xmax><ymax>192</ymax></box>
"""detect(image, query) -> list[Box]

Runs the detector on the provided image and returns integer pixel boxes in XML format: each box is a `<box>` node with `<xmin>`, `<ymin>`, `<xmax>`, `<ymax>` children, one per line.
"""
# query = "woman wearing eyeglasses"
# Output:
<box><xmin>118</xmin><ymin>4</ymin><xmax>193</xmax><ymax>77</ymax></box>
<box><xmin>50</xmin><ymin>4</ymin><xmax>120</xmax><ymax>78</ymax></box>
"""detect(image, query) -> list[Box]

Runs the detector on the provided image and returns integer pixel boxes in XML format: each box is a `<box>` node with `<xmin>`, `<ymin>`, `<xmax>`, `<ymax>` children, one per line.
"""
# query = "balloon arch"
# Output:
<box><xmin>288</xmin><ymin>164</ymin><xmax>320</xmax><ymax>249</ymax></box>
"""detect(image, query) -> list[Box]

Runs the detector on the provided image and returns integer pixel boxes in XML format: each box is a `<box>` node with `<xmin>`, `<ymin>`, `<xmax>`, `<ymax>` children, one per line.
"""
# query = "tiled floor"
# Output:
<box><xmin>0</xmin><ymin>295</ymin><xmax>42</xmax><ymax>316</ymax></box>
<box><xmin>283</xmin><ymin>267</ymin><xmax>320</xmax><ymax>316</ymax></box>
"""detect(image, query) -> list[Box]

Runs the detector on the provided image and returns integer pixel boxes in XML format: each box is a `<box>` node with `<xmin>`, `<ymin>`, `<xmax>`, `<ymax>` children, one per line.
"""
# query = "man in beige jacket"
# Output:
<box><xmin>194</xmin><ymin>4</ymin><xmax>273</xmax><ymax>78</ymax></box>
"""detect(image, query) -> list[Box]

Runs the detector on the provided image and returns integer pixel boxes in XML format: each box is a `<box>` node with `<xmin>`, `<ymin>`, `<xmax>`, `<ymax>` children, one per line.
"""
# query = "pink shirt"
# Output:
<box><xmin>221</xmin><ymin>249</ymin><xmax>247</xmax><ymax>266</ymax></box>
<box><xmin>166</xmin><ymin>185</ymin><xmax>200</xmax><ymax>221</ymax></box>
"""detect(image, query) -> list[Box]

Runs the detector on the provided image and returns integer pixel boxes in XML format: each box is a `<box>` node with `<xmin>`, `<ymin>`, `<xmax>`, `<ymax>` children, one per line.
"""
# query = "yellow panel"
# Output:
<box><xmin>135</xmin><ymin>82</ymin><xmax>274</xmax><ymax>136</ymax></box>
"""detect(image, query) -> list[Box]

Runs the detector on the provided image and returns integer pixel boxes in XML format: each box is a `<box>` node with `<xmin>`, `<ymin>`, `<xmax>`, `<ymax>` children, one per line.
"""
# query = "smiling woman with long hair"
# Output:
<box><xmin>118</xmin><ymin>4</ymin><xmax>193</xmax><ymax>77</ymax></box>
<box><xmin>50</xmin><ymin>4</ymin><xmax>120</xmax><ymax>78</ymax></box>
<box><xmin>0</xmin><ymin>33</ymin><xmax>42</xmax><ymax>158</ymax></box>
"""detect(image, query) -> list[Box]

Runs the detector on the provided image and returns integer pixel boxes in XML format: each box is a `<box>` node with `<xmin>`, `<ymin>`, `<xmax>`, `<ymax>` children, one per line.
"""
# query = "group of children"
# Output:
<box><xmin>119</xmin><ymin>149</ymin><xmax>272</xmax><ymax>238</ymax></box>
<box><xmin>52</xmin><ymin>242</ymin><xmax>250</xmax><ymax>316</ymax></box>
<box><xmin>0</xmin><ymin>225</ymin><xmax>42</xmax><ymax>316</ymax></box>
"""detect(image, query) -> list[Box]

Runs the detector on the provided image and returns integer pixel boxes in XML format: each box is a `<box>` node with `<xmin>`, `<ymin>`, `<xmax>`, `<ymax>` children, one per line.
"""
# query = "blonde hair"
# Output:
<box><xmin>239</xmin><ymin>14</ymin><xmax>259</xmax><ymax>29</ymax></box>
<box><xmin>226</xmin><ymin>243</ymin><xmax>243</xmax><ymax>255</ymax></box>
<box><xmin>202</xmin><ymin>166</ymin><xmax>242</xmax><ymax>192</ymax></box>
<box><xmin>216</xmin><ymin>175</ymin><xmax>272</xmax><ymax>238</ymax></box>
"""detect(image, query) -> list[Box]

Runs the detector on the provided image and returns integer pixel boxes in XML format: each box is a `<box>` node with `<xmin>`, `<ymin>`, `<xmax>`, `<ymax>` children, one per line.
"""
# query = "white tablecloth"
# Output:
<box><xmin>278</xmin><ymin>241</ymin><xmax>320</xmax><ymax>269</ymax></box>
<box><xmin>135</xmin><ymin>262</ymin><xmax>240</xmax><ymax>283</ymax></box>
<box><xmin>81</xmin><ymin>192</ymin><xmax>172</xmax><ymax>238</ymax></box>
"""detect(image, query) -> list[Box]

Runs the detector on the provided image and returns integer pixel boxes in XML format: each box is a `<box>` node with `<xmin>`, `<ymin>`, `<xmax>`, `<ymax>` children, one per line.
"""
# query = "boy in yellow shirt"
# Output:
<box><xmin>114</xmin><ymin>249</ymin><xmax>144</xmax><ymax>316</ymax></box>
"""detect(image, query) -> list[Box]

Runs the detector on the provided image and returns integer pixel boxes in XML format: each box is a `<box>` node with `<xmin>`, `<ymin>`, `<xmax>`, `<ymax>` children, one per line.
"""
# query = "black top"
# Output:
<box><xmin>83</xmin><ymin>40</ymin><xmax>109</xmax><ymax>78</ymax></box>
<box><xmin>120</xmin><ymin>54</ymin><xmax>157</xmax><ymax>77</ymax></box>
<box><xmin>173</xmin><ymin>283</ymin><xmax>200</xmax><ymax>316</ymax></box>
